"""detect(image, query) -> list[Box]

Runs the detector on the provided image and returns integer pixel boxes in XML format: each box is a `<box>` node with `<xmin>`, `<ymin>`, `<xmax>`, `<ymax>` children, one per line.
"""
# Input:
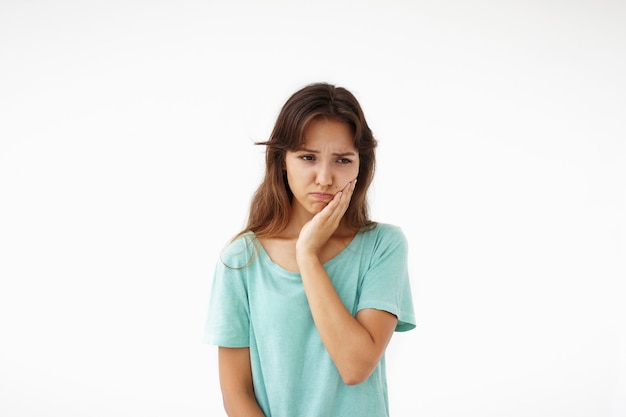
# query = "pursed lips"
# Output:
<box><xmin>310</xmin><ymin>192</ymin><xmax>334</xmax><ymax>201</ymax></box>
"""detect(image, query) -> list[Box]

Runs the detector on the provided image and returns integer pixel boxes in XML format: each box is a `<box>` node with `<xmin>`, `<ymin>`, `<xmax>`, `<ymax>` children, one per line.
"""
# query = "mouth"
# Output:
<box><xmin>310</xmin><ymin>192</ymin><xmax>334</xmax><ymax>201</ymax></box>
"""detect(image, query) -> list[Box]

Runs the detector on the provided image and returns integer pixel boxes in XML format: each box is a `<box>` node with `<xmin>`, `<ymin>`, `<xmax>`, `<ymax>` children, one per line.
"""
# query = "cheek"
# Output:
<box><xmin>350</xmin><ymin>162</ymin><xmax>360</xmax><ymax>180</ymax></box>
<box><xmin>284</xmin><ymin>167</ymin><xmax>309</xmax><ymax>189</ymax></box>
<box><xmin>334</xmin><ymin>167</ymin><xmax>359</xmax><ymax>190</ymax></box>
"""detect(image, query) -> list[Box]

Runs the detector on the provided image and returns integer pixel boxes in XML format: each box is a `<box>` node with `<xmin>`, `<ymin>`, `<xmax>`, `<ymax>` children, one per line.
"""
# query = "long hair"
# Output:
<box><xmin>235</xmin><ymin>82</ymin><xmax>378</xmax><ymax>241</ymax></box>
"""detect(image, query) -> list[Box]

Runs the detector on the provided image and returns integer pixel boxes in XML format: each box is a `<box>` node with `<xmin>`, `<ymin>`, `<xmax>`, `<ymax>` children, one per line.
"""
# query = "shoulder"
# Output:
<box><xmin>361</xmin><ymin>222</ymin><xmax>408</xmax><ymax>246</ymax></box>
<box><xmin>370</xmin><ymin>222</ymin><xmax>405</xmax><ymax>235</ymax></box>
<box><xmin>356</xmin><ymin>223</ymin><xmax>409</xmax><ymax>263</ymax></box>
<box><xmin>219</xmin><ymin>232</ymin><xmax>260</xmax><ymax>269</ymax></box>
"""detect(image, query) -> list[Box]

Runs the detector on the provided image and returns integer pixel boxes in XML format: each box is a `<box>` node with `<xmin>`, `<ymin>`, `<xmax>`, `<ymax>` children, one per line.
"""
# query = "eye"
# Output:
<box><xmin>299</xmin><ymin>154</ymin><xmax>315</xmax><ymax>161</ymax></box>
<box><xmin>337</xmin><ymin>158</ymin><xmax>353</xmax><ymax>164</ymax></box>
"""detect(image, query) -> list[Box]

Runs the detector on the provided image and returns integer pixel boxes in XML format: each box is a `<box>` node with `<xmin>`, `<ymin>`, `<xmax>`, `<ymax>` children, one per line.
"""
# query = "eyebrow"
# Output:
<box><xmin>295</xmin><ymin>147</ymin><xmax>357</xmax><ymax>157</ymax></box>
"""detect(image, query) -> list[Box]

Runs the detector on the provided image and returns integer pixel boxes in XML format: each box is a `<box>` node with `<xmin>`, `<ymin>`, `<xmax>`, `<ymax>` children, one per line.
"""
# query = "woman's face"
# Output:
<box><xmin>284</xmin><ymin>118</ymin><xmax>360</xmax><ymax>218</ymax></box>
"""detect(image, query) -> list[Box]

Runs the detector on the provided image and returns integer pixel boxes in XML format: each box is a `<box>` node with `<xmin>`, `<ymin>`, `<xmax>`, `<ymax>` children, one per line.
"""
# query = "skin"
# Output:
<box><xmin>219</xmin><ymin>118</ymin><xmax>398</xmax><ymax>416</ymax></box>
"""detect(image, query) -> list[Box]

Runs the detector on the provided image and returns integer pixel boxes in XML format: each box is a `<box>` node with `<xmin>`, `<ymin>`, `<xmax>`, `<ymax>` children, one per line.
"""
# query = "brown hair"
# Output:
<box><xmin>235</xmin><ymin>82</ymin><xmax>378</xmax><ymax>241</ymax></box>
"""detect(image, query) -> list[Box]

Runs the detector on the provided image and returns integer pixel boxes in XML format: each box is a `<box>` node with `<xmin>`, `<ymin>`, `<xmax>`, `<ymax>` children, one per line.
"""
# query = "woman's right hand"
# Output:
<box><xmin>296</xmin><ymin>178</ymin><xmax>357</xmax><ymax>261</ymax></box>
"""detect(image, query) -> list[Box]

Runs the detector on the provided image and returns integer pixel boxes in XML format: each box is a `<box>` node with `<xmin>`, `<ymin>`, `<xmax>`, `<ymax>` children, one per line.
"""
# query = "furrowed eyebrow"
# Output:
<box><xmin>333</xmin><ymin>152</ymin><xmax>357</xmax><ymax>158</ymax></box>
<box><xmin>295</xmin><ymin>147</ymin><xmax>356</xmax><ymax>157</ymax></box>
<box><xmin>295</xmin><ymin>147</ymin><xmax>319</xmax><ymax>153</ymax></box>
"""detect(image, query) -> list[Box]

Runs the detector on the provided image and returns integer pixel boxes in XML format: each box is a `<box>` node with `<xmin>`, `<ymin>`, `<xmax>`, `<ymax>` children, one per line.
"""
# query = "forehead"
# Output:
<box><xmin>300</xmin><ymin>118</ymin><xmax>355</xmax><ymax>149</ymax></box>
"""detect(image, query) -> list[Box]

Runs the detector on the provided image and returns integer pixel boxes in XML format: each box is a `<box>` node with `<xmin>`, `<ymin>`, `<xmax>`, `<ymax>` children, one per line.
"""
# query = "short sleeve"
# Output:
<box><xmin>203</xmin><ymin>238</ymin><xmax>253</xmax><ymax>347</ymax></box>
<box><xmin>357</xmin><ymin>225</ymin><xmax>416</xmax><ymax>332</ymax></box>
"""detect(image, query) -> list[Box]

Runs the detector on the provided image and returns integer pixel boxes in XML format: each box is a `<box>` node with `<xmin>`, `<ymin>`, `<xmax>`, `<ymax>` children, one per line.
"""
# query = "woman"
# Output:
<box><xmin>204</xmin><ymin>82</ymin><xmax>415</xmax><ymax>417</ymax></box>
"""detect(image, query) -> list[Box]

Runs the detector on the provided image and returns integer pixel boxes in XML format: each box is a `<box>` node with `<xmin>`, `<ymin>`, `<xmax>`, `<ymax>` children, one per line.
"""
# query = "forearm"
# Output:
<box><xmin>218</xmin><ymin>347</ymin><xmax>266</xmax><ymax>417</ymax></box>
<box><xmin>222</xmin><ymin>390</ymin><xmax>265</xmax><ymax>417</ymax></box>
<box><xmin>298</xmin><ymin>253</ymin><xmax>383</xmax><ymax>385</ymax></box>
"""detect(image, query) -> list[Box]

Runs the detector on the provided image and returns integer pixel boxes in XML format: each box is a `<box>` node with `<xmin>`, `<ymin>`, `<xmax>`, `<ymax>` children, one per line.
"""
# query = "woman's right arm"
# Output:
<box><xmin>218</xmin><ymin>347</ymin><xmax>266</xmax><ymax>417</ymax></box>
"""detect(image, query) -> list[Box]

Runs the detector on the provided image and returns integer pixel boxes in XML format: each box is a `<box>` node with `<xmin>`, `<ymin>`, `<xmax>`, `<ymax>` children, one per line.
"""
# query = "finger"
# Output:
<box><xmin>310</xmin><ymin>192</ymin><xmax>340</xmax><ymax>225</ymax></box>
<box><xmin>310</xmin><ymin>194</ymin><xmax>341</xmax><ymax>229</ymax></box>
<box><xmin>322</xmin><ymin>191</ymin><xmax>344</xmax><ymax>219</ymax></box>
<box><xmin>316</xmin><ymin>178</ymin><xmax>356</xmax><ymax>223</ymax></box>
<box><xmin>327</xmin><ymin>186</ymin><xmax>352</xmax><ymax>222</ymax></box>
<box><xmin>339</xmin><ymin>179</ymin><xmax>357</xmax><ymax>207</ymax></box>
<box><xmin>340</xmin><ymin>178</ymin><xmax>355</xmax><ymax>193</ymax></box>
<box><xmin>346</xmin><ymin>178</ymin><xmax>357</xmax><ymax>199</ymax></box>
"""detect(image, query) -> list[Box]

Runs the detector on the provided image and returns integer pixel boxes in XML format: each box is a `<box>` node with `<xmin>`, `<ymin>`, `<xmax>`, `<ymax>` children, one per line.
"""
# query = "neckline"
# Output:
<box><xmin>255</xmin><ymin>229</ymin><xmax>363</xmax><ymax>277</ymax></box>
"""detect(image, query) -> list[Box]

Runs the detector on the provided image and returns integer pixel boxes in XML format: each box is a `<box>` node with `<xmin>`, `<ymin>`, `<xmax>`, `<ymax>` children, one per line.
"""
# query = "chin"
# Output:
<box><xmin>310</xmin><ymin>202</ymin><xmax>328</xmax><ymax>214</ymax></box>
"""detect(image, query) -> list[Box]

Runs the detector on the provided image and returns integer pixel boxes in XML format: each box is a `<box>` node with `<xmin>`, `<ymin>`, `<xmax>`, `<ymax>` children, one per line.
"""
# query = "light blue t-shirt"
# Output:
<box><xmin>204</xmin><ymin>223</ymin><xmax>416</xmax><ymax>417</ymax></box>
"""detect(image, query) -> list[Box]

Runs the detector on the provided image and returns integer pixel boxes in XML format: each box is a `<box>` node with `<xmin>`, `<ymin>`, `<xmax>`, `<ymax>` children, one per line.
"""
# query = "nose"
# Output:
<box><xmin>315</xmin><ymin>163</ymin><xmax>333</xmax><ymax>187</ymax></box>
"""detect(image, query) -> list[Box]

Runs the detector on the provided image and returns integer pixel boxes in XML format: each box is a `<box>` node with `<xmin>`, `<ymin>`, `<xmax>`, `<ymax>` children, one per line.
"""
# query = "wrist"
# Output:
<box><xmin>296</xmin><ymin>250</ymin><xmax>321</xmax><ymax>268</ymax></box>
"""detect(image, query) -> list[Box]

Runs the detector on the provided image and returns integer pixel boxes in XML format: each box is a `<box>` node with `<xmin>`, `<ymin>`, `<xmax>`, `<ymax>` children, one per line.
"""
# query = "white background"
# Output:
<box><xmin>1</xmin><ymin>1</ymin><xmax>625</xmax><ymax>416</ymax></box>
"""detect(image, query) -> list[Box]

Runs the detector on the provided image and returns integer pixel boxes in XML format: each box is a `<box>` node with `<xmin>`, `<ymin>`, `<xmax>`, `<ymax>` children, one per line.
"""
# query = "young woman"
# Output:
<box><xmin>204</xmin><ymin>82</ymin><xmax>415</xmax><ymax>417</ymax></box>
